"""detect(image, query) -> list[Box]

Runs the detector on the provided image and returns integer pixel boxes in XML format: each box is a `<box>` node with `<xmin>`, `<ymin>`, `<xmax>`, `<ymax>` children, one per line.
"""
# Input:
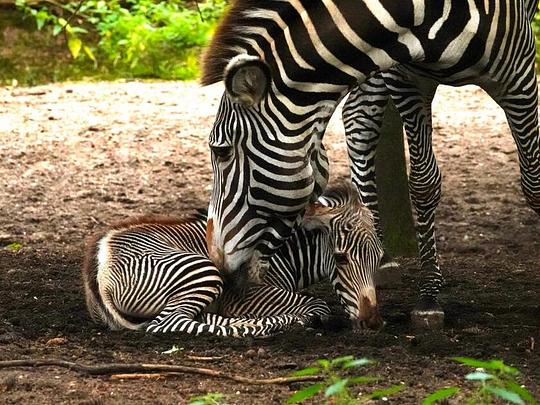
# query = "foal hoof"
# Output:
<box><xmin>375</xmin><ymin>253</ymin><xmax>401</xmax><ymax>288</ymax></box>
<box><xmin>411</xmin><ymin>299</ymin><xmax>445</xmax><ymax>330</ymax></box>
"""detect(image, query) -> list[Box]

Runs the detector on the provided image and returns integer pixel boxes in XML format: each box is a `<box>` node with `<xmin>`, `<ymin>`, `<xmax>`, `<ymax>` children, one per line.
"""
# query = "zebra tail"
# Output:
<box><xmin>82</xmin><ymin>232</ymin><xmax>146</xmax><ymax>331</ymax></box>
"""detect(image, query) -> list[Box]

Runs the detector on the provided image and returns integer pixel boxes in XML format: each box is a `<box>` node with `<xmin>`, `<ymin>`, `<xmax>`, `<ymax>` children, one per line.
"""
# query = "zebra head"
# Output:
<box><xmin>305</xmin><ymin>185</ymin><xmax>384</xmax><ymax>330</ymax></box>
<box><xmin>204</xmin><ymin>54</ymin><xmax>333</xmax><ymax>287</ymax></box>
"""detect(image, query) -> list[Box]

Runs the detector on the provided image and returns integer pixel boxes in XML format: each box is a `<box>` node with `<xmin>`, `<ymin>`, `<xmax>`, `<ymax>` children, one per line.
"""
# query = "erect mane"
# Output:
<box><xmin>200</xmin><ymin>0</ymin><xmax>269</xmax><ymax>86</ymax></box>
<box><xmin>321</xmin><ymin>183</ymin><xmax>361</xmax><ymax>206</ymax></box>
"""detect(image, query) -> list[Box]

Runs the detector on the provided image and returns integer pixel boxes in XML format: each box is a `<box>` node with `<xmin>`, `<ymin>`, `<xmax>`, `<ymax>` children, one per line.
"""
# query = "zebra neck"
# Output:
<box><xmin>271</xmin><ymin>229</ymin><xmax>334</xmax><ymax>290</ymax></box>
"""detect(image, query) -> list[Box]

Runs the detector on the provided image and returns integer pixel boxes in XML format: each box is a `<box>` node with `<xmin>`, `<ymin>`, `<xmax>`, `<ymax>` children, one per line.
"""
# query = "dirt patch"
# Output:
<box><xmin>0</xmin><ymin>81</ymin><xmax>539</xmax><ymax>404</ymax></box>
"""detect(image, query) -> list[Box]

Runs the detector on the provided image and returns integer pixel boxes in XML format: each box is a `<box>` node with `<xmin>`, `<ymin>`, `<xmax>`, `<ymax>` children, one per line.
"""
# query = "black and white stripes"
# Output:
<box><xmin>202</xmin><ymin>0</ymin><xmax>539</xmax><ymax>319</ymax></box>
<box><xmin>82</xmin><ymin>186</ymin><xmax>384</xmax><ymax>336</ymax></box>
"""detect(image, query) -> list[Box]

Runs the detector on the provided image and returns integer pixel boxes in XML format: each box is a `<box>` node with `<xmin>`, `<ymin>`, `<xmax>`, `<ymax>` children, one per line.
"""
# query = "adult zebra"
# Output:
<box><xmin>342</xmin><ymin>0</ymin><xmax>540</xmax><ymax>328</ymax></box>
<box><xmin>201</xmin><ymin>0</ymin><xmax>540</xmax><ymax>327</ymax></box>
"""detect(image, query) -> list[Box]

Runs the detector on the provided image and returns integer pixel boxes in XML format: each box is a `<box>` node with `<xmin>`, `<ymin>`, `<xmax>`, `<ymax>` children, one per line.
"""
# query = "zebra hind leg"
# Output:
<box><xmin>146</xmin><ymin>304</ymin><xmax>289</xmax><ymax>338</ymax></box>
<box><xmin>484</xmin><ymin>67</ymin><xmax>540</xmax><ymax>218</ymax></box>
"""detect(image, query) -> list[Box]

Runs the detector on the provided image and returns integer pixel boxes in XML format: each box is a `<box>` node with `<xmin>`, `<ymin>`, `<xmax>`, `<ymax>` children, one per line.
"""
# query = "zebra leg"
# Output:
<box><xmin>343</xmin><ymin>74</ymin><xmax>388</xmax><ymax>241</ymax></box>
<box><xmin>217</xmin><ymin>285</ymin><xmax>332</xmax><ymax>328</ymax></box>
<box><xmin>343</xmin><ymin>74</ymin><xmax>400</xmax><ymax>277</ymax></box>
<box><xmin>385</xmin><ymin>71</ymin><xmax>445</xmax><ymax>328</ymax></box>
<box><xmin>483</xmin><ymin>68</ymin><xmax>540</xmax><ymax>218</ymax></box>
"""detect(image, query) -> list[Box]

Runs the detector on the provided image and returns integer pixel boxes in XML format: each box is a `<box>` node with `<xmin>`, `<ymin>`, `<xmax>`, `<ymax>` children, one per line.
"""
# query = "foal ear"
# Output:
<box><xmin>302</xmin><ymin>202</ymin><xmax>333</xmax><ymax>231</ymax></box>
<box><xmin>224</xmin><ymin>55</ymin><xmax>270</xmax><ymax>106</ymax></box>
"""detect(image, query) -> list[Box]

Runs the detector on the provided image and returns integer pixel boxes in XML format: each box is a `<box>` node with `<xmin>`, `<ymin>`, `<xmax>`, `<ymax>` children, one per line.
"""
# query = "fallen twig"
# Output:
<box><xmin>111</xmin><ymin>373</ymin><xmax>170</xmax><ymax>380</ymax></box>
<box><xmin>0</xmin><ymin>359</ymin><xmax>321</xmax><ymax>385</ymax></box>
<box><xmin>186</xmin><ymin>355</ymin><xmax>224</xmax><ymax>362</ymax></box>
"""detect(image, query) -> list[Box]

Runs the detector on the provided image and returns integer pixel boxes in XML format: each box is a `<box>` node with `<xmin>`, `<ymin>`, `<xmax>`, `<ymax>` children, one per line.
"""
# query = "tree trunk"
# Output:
<box><xmin>375</xmin><ymin>100</ymin><xmax>418</xmax><ymax>257</ymax></box>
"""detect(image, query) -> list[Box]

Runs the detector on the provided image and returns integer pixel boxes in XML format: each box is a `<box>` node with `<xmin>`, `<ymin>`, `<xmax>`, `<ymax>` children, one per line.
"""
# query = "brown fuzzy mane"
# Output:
<box><xmin>321</xmin><ymin>183</ymin><xmax>361</xmax><ymax>205</ymax></box>
<box><xmin>108</xmin><ymin>212</ymin><xmax>205</xmax><ymax>231</ymax></box>
<box><xmin>200</xmin><ymin>0</ymin><xmax>268</xmax><ymax>86</ymax></box>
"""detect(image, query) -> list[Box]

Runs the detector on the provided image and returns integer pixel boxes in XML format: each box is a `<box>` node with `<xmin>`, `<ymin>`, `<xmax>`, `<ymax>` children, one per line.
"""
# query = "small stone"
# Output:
<box><xmin>257</xmin><ymin>348</ymin><xmax>268</xmax><ymax>358</ymax></box>
<box><xmin>245</xmin><ymin>349</ymin><xmax>257</xmax><ymax>358</ymax></box>
<box><xmin>0</xmin><ymin>332</ymin><xmax>19</xmax><ymax>344</ymax></box>
<box><xmin>411</xmin><ymin>310</ymin><xmax>444</xmax><ymax>330</ymax></box>
<box><xmin>46</xmin><ymin>337</ymin><xmax>68</xmax><ymax>346</ymax></box>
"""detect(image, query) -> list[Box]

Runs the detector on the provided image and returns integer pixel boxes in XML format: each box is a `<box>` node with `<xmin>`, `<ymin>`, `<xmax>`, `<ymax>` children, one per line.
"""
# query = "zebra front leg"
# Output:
<box><xmin>387</xmin><ymin>72</ymin><xmax>444</xmax><ymax>329</ymax></box>
<box><xmin>343</xmin><ymin>75</ymin><xmax>399</xmax><ymax>279</ymax></box>
<box><xmin>217</xmin><ymin>285</ymin><xmax>332</xmax><ymax>328</ymax></box>
<box><xmin>344</xmin><ymin>75</ymin><xmax>388</xmax><ymax>239</ymax></box>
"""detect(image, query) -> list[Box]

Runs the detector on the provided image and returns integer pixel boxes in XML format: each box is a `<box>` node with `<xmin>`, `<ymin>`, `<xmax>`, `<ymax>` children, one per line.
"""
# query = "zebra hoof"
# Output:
<box><xmin>411</xmin><ymin>300</ymin><xmax>445</xmax><ymax>330</ymax></box>
<box><xmin>375</xmin><ymin>258</ymin><xmax>401</xmax><ymax>289</ymax></box>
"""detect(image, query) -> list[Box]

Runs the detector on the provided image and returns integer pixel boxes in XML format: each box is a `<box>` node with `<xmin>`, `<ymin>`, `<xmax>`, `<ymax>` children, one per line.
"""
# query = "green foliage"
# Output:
<box><xmin>532</xmin><ymin>5</ymin><xmax>540</xmax><ymax>67</ymax></box>
<box><xmin>15</xmin><ymin>0</ymin><xmax>226</xmax><ymax>81</ymax></box>
<box><xmin>423</xmin><ymin>358</ymin><xmax>537</xmax><ymax>405</ymax></box>
<box><xmin>422</xmin><ymin>387</ymin><xmax>461</xmax><ymax>405</ymax></box>
<box><xmin>5</xmin><ymin>242</ymin><xmax>23</xmax><ymax>252</ymax></box>
<box><xmin>288</xmin><ymin>356</ymin><xmax>403</xmax><ymax>404</ymax></box>
<box><xmin>188</xmin><ymin>392</ymin><xmax>228</xmax><ymax>405</ymax></box>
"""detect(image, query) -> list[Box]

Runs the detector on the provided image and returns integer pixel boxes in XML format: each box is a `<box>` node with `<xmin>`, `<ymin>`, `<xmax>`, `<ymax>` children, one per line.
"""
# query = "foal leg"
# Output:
<box><xmin>217</xmin><ymin>285</ymin><xmax>332</xmax><ymax>328</ymax></box>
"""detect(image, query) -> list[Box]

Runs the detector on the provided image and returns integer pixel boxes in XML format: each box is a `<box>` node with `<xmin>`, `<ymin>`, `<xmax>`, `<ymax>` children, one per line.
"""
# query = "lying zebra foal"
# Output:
<box><xmin>82</xmin><ymin>185</ymin><xmax>383</xmax><ymax>337</ymax></box>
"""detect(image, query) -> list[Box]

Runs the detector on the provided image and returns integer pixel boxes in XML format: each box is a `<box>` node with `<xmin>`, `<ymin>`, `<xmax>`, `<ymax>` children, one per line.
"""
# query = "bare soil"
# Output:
<box><xmin>0</xmin><ymin>81</ymin><xmax>539</xmax><ymax>404</ymax></box>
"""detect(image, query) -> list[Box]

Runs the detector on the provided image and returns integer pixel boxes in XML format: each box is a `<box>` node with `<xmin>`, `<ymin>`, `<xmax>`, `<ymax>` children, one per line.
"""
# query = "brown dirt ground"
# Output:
<box><xmin>0</xmin><ymin>81</ymin><xmax>539</xmax><ymax>404</ymax></box>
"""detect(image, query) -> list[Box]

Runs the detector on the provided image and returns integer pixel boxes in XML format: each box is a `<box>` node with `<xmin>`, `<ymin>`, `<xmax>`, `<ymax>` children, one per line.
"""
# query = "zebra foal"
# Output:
<box><xmin>82</xmin><ymin>185</ymin><xmax>383</xmax><ymax>336</ymax></box>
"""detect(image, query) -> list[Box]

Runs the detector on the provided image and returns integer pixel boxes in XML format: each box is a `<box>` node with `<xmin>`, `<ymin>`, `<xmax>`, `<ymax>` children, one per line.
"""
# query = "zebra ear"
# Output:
<box><xmin>225</xmin><ymin>55</ymin><xmax>270</xmax><ymax>106</ymax></box>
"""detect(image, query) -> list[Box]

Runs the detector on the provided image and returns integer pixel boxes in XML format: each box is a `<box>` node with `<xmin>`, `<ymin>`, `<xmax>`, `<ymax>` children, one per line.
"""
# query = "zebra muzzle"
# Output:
<box><xmin>353</xmin><ymin>296</ymin><xmax>384</xmax><ymax>331</ymax></box>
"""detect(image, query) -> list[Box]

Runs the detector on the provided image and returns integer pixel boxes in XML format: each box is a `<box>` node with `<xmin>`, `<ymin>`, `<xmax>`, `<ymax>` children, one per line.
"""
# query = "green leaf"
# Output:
<box><xmin>83</xmin><ymin>46</ymin><xmax>97</xmax><ymax>64</ymax></box>
<box><xmin>453</xmin><ymin>357</ymin><xmax>496</xmax><ymax>369</ymax></box>
<box><xmin>188</xmin><ymin>392</ymin><xmax>226</xmax><ymax>405</ymax></box>
<box><xmin>485</xmin><ymin>386</ymin><xmax>525</xmax><ymax>405</ymax></box>
<box><xmin>343</xmin><ymin>358</ymin><xmax>373</xmax><ymax>369</ymax></box>
<box><xmin>368</xmin><ymin>384</ymin><xmax>404</xmax><ymax>399</ymax></box>
<box><xmin>291</xmin><ymin>367</ymin><xmax>320</xmax><ymax>377</ymax></box>
<box><xmin>317</xmin><ymin>359</ymin><xmax>330</xmax><ymax>369</ymax></box>
<box><xmin>52</xmin><ymin>24</ymin><xmax>63</xmax><ymax>36</ymax></box>
<box><xmin>5</xmin><ymin>242</ymin><xmax>22</xmax><ymax>252</ymax></box>
<box><xmin>505</xmin><ymin>381</ymin><xmax>537</xmax><ymax>404</ymax></box>
<box><xmin>287</xmin><ymin>383</ymin><xmax>324</xmax><ymax>404</ymax></box>
<box><xmin>349</xmin><ymin>376</ymin><xmax>379</xmax><ymax>384</ymax></box>
<box><xmin>421</xmin><ymin>387</ymin><xmax>460</xmax><ymax>405</ymax></box>
<box><xmin>329</xmin><ymin>356</ymin><xmax>354</xmax><ymax>366</ymax></box>
<box><xmin>325</xmin><ymin>379</ymin><xmax>349</xmax><ymax>397</ymax></box>
<box><xmin>68</xmin><ymin>35</ymin><xmax>82</xmax><ymax>59</ymax></box>
<box><xmin>466</xmin><ymin>371</ymin><xmax>494</xmax><ymax>381</ymax></box>
<box><xmin>453</xmin><ymin>357</ymin><xmax>519</xmax><ymax>374</ymax></box>
<box><xmin>70</xmin><ymin>26</ymin><xmax>89</xmax><ymax>34</ymax></box>
<box><xmin>35</xmin><ymin>10</ymin><xmax>49</xmax><ymax>30</ymax></box>
<box><xmin>488</xmin><ymin>360</ymin><xmax>519</xmax><ymax>375</ymax></box>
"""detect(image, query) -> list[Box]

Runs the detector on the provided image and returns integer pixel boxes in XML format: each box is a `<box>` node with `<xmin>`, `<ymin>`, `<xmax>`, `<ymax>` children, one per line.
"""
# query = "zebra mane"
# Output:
<box><xmin>320</xmin><ymin>183</ymin><xmax>362</xmax><ymax>207</ymax></box>
<box><xmin>201</xmin><ymin>0</ymin><xmax>269</xmax><ymax>86</ymax></box>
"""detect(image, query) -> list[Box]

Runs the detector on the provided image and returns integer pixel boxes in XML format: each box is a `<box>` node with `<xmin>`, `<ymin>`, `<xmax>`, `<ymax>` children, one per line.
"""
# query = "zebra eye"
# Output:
<box><xmin>334</xmin><ymin>252</ymin><xmax>349</xmax><ymax>266</ymax></box>
<box><xmin>211</xmin><ymin>146</ymin><xmax>233</xmax><ymax>160</ymax></box>
<box><xmin>342</xmin><ymin>222</ymin><xmax>354</xmax><ymax>232</ymax></box>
